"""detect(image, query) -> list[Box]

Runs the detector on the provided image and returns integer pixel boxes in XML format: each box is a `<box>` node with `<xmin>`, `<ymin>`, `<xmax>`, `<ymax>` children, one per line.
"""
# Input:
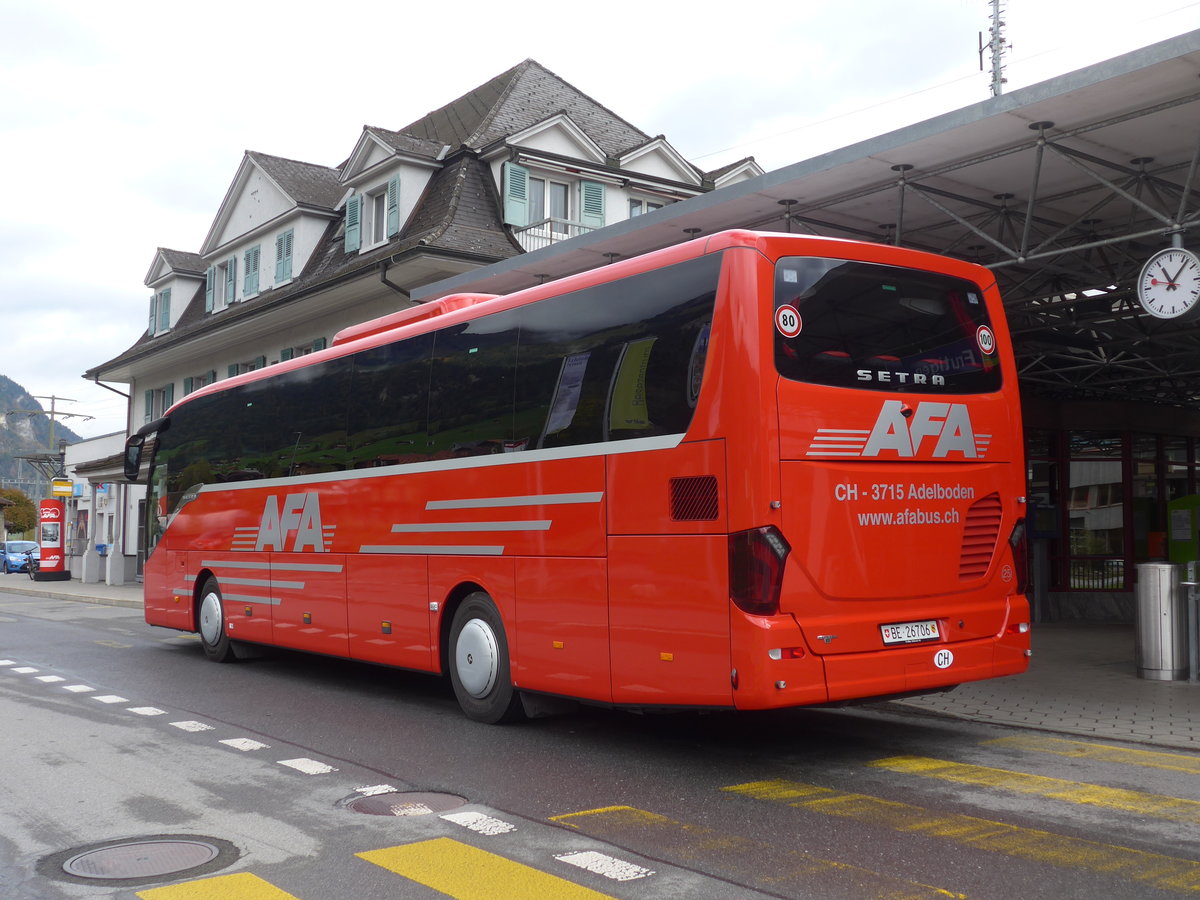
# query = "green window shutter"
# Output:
<box><xmin>205</xmin><ymin>266</ymin><xmax>215</xmax><ymax>312</ymax></box>
<box><xmin>312</xmin><ymin>336</ymin><xmax>327</xmax><ymax>351</ymax></box>
<box><xmin>162</xmin><ymin>383</ymin><xmax>174</xmax><ymax>409</ymax></box>
<box><xmin>253</xmin><ymin>355</ymin><xmax>266</xmax><ymax>370</ymax></box>
<box><xmin>148</xmin><ymin>296</ymin><xmax>156</xmax><ymax>334</ymax></box>
<box><xmin>157</xmin><ymin>289</ymin><xmax>171</xmax><ymax>333</ymax></box>
<box><xmin>282</xmin><ymin>230</ymin><xmax>293</xmax><ymax>280</ymax></box>
<box><xmin>345</xmin><ymin>195</ymin><xmax>361</xmax><ymax>252</ymax></box>
<box><xmin>208</xmin><ymin>369</ymin><xmax>217</xmax><ymax>383</ymax></box>
<box><xmin>280</xmin><ymin>347</ymin><xmax>294</xmax><ymax>361</ymax></box>
<box><xmin>228</xmin><ymin>364</ymin><xmax>239</xmax><ymax>378</ymax></box>
<box><xmin>225</xmin><ymin>257</ymin><xmax>236</xmax><ymax>302</ymax></box>
<box><xmin>275</xmin><ymin>230</ymin><xmax>293</xmax><ymax>281</ymax></box>
<box><xmin>183</xmin><ymin>376</ymin><xmax>194</xmax><ymax>395</ymax></box>
<box><xmin>580</xmin><ymin>181</ymin><xmax>605</xmax><ymax>230</ymax></box>
<box><xmin>503</xmin><ymin>163</ymin><xmax>528</xmax><ymax>227</ymax></box>
<box><xmin>245</xmin><ymin>246</ymin><xmax>260</xmax><ymax>296</ymax></box>
<box><xmin>386</xmin><ymin>174</ymin><xmax>401</xmax><ymax>237</ymax></box>
<box><xmin>144</xmin><ymin>390</ymin><xmax>153</xmax><ymax>422</ymax></box>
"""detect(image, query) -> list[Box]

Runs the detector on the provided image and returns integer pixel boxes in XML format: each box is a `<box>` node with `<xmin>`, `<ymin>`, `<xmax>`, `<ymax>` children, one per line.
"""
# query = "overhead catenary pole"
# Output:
<box><xmin>6</xmin><ymin>395</ymin><xmax>94</xmax><ymax>494</ymax></box>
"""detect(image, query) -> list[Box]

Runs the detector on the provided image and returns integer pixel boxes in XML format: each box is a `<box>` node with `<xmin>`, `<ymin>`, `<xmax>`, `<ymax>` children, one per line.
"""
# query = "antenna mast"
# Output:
<box><xmin>978</xmin><ymin>0</ymin><xmax>1009</xmax><ymax>97</ymax></box>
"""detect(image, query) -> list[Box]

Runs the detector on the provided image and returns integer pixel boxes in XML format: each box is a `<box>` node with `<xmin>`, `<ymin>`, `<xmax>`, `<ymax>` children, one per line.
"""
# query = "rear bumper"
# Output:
<box><xmin>731</xmin><ymin>594</ymin><xmax>1030</xmax><ymax>710</ymax></box>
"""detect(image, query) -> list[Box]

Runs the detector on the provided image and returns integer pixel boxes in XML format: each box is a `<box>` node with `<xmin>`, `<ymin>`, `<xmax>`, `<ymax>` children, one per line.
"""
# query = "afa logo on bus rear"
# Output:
<box><xmin>807</xmin><ymin>400</ymin><xmax>991</xmax><ymax>459</ymax></box>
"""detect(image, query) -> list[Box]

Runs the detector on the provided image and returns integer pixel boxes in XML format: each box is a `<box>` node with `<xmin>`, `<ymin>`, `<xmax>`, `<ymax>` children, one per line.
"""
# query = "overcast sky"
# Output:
<box><xmin>2</xmin><ymin>0</ymin><xmax>1197</xmax><ymax>440</ymax></box>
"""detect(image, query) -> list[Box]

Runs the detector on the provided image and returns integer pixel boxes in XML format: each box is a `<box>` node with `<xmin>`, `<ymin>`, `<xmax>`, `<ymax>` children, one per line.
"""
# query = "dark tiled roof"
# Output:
<box><xmin>362</xmin><ymin>127</ymin><xmax>446</xmax><ymax>160</ymax></box>
<box><xmin>158</xmin><ymin>248</ymin><xmax>205</xmax><ymax>275</ymax></box>
<box><xmin>247</xmin><ymin>151</ymin><xmax>343</xmax><ymax>209</ymax></box>
<box><xmin>401</xmin><ymin>59</ymin><xmax>650</xmax><ymax>157</ymax></box>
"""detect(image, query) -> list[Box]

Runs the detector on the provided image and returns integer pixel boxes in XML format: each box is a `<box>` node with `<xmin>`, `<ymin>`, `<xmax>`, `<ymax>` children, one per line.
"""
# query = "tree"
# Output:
<box><xmin>0</xmin><ymin>488</ymin><xmax>36</xmax><ymax>536</ymax></box>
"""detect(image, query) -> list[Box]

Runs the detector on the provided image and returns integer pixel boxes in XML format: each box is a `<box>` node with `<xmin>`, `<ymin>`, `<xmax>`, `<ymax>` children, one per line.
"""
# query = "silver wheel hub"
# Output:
<box><xmin>199</xmin><ymin>591</ymin><xmax>223</xmax><ymax>645</ymax></box>
<box><xmin>455</xmin><ymin>619</ymin><xmax>498</xmax><ymax>698</ymax></box>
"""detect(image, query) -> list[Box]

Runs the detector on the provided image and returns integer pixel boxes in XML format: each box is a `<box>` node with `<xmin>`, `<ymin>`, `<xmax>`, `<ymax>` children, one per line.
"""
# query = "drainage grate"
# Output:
<box><xmin>345</xmin><ymin>791</ymin><xmax>467</xmax><ymax>817</ymax></box>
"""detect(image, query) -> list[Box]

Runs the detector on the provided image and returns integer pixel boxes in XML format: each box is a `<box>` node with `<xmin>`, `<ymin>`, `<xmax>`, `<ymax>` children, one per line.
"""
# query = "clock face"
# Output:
<box><xmin>1137</xmin><ymin>247</ymin><xmax>1200</xmax><ymax>320</ymax></box>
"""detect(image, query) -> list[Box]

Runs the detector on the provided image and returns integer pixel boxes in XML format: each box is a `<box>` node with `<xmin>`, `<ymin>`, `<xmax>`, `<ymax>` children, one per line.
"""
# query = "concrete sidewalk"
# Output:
<box><xmin>3</xmin><ymin>575</ymin><xmax>1197</xmax><ymax>750</ymax></box>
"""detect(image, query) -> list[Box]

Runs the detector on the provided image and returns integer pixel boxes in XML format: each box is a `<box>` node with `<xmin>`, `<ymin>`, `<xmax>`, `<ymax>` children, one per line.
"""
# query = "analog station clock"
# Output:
<box><xmin>1137</xmin><ymin>246</ymin><xmax>1200</xmax><ymax>320</ymax></box>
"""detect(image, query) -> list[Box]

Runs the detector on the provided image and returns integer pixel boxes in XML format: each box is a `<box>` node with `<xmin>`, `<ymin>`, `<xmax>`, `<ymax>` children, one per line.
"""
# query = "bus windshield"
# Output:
<box><xmin>773</xmin><ymin>257</ymin><xmax>1001</xmax><ymax>393</ymax></box>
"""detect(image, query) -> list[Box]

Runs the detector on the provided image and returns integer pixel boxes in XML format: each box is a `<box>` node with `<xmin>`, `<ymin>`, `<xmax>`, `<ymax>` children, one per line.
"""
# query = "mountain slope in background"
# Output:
<box><xmin>0</xmin><ymin>374</ymin><xmax>84</xmax><ymax>497</ymax></box>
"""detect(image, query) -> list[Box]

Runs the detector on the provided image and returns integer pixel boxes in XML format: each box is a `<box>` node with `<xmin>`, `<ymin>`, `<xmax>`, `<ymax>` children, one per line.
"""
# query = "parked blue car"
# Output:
<box><xmin>2</xmin><ymin>541</ymin><xmax>39</xmax><ymax>573</ymax></box>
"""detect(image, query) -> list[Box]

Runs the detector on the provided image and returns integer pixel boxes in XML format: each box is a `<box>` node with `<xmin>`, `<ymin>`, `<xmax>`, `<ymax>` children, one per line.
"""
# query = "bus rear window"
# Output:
<box><xmin>773</xmin><ymin>257</ymin><xmax>1002</xmax><ymax>393</ymax></box>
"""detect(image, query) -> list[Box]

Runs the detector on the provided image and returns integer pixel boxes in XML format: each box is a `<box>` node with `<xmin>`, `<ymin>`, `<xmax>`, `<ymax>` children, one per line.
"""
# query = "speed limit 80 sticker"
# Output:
<box><xmin>775</xmin><ymin>305</ymin><xmax>803</xmax><ymax>338</ymax></box>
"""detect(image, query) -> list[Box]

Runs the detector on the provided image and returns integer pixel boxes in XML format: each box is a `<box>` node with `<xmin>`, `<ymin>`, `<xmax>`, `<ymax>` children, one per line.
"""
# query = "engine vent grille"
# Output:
<box><xmin>669</xmin><ymin>475</ymin><xmax>719</xmax><ymax>521</ymax></box>
<box><xmin>960</xmin><ymin>492</ymin><xmax>1002</xmax><ymax>579</ymax></box>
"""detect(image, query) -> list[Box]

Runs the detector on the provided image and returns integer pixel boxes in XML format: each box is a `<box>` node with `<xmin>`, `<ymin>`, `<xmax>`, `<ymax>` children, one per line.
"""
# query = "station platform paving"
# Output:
<box><xmin>2</xmin><ymin>575</ymin><xmax>1197</xmax><ymax>751</ymax></box>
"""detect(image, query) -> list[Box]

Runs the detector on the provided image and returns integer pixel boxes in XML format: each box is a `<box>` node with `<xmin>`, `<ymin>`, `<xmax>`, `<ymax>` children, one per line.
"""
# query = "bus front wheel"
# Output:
<box><xmin>197</xmin><ymin>577</ymin><xmax>235</xmax><ymax>663</ymax></box>
<box><xmin>448</xmin><ymin>593</ymin><xmax>522</xmax><ymax>724</ymax></box>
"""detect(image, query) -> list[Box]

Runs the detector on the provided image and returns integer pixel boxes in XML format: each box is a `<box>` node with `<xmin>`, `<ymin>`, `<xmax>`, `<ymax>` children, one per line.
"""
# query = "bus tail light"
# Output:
<box><xmin>1008</xmin><ymin>517</ymin><xmax>1028</xmax><ymax>595</ymax></box>
<box><xmin>729</xmin><ymin>526</ymin><xmax>791</xmax><ymax>616</ymax></box>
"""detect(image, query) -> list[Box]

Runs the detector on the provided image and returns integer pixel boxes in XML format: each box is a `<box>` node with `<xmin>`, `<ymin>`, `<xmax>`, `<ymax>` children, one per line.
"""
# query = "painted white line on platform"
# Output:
<box><xmin>278</xmin><ymin>758</ymin><xmax>338</xmax><ymax>775</ymax></box>
<box><xmin>555</xmin><ymin>851</ymin><xmax>654</xmax><ymax>882</ymax></box>
<box><xmin>442</xmin><ymin>811</ymin><xmax>517</xmax><ymax>835</ymax></box>
<box><xmin>220</xmin><ymin>738</ymin><xmax>270</xmax><ymax>752</ymax></box>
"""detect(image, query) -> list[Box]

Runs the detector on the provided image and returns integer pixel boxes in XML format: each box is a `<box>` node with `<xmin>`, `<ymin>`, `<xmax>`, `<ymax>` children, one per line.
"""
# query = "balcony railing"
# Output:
<box><xmin>513</xmin><ymin>218</ymin><xmax>597</xmax><ymax>252</ymax></box>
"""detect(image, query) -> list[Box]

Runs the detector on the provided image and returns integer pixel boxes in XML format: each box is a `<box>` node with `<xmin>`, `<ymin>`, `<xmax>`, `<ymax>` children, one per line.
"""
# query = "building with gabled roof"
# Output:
<box><xmin>78</xmin><ymin>58</ymin><xmax>762</xmax><ymax>583</ymax></box>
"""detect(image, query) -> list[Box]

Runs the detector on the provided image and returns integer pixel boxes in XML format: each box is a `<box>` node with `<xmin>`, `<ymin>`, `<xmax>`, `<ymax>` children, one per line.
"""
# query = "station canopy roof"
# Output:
<box><xmin>416</xmin><ymin>30</ymin><xmax>1200</xmax><ymax>410</ymax></box>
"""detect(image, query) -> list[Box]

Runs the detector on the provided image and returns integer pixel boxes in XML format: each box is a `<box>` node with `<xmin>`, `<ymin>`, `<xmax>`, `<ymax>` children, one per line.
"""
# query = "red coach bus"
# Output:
<box><xmin>125</xmin><ymin>230</ymin><xmax>1030</xmax><ymax>723</ymax></box>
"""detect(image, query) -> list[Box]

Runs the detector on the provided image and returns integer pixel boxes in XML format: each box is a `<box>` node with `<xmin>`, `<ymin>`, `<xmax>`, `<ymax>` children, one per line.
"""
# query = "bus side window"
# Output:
<box><xmin>347</xmin><ymin>333</ymin><xmax>435</xmax><ymax>468</ymax></box>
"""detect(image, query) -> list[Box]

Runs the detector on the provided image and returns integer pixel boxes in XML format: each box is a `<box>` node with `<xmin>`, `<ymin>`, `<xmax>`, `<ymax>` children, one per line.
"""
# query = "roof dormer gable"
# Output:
<box><xmin>618</xmin><ymin>137</ymin><xmax>703</xmax><ymax>186</ymax></box>
<box><xmin>144</xmin><ymin>248</ymin><xmax>205</xmax><ymax>289</ymax></box>
<box><xmin>498</xmin><ymin>113</ymin><xmax>607</xmax><ymax>166</ymax></box>
<box><xmin>341</xmin><ymin>127</ymin><xmax>446</xmax><ymax>184</ymax></box>
<box><xmin>200</xmin><ymin>151</ymin><xmax>341</xmax><ymax>256</ymax></box>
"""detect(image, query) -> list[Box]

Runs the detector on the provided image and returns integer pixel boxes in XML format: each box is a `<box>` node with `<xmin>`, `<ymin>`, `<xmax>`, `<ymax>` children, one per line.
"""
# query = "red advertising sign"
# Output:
<box><xmin>37</xmin><ymin>499</ymin><xmax>66</xmax><ymax>577</ymax></box>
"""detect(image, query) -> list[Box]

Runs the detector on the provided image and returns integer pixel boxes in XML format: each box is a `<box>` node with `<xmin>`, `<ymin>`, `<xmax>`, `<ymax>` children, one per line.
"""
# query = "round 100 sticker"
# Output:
<box><xmin>976</xmin><ymin>324</ymin><xmax>996</xmax><ymax>355</ymax></box>
<box><xmin>775</xmin><ymin>305</ymin><xmax>803</xmax><ymax>338</ymax></box>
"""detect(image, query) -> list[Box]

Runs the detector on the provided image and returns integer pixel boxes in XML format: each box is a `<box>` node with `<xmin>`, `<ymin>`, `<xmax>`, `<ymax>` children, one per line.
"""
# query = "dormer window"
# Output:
<box><xmin>346</xmin><ymin>174</ymin><xmax>400</xmax><ymax>252</ymax></box>
<box><xmin>530</xmin><ymin>177</ymin><xmax>570</xmax><ymax>235</ymax></box>
<box><xmin>148</xmin><ymin>289</ymin><xmax>171</xmax><ymax>335</ymax></box>
<box><xmin>503</xmin><ymin>163</ymin><xmax>607</xmax><ymax>252</ymax></box>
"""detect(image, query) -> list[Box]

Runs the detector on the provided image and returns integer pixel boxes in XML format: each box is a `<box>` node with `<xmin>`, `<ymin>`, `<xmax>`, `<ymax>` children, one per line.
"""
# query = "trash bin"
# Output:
<box><xmin>1135</xmin><ymin>562</ymin><xmax>1187</xmax><ymax>680</ymax></box>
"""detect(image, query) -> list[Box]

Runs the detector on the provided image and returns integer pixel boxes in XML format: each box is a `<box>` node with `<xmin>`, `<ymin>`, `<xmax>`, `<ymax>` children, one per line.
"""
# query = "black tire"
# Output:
<box><xmin>448</xmin><ymin>592</ymin><xmax>523</xmax><ymax>724</ymax></box>
<box><xmin>197</xmin><ymin>577</ymin><xmax>236</xmax><ymax>663</ymax></box>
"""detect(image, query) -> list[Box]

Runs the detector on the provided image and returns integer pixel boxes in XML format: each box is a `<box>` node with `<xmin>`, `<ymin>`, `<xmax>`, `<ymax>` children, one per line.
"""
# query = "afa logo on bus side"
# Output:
<box><xmin>254</xmin><ymin>493</ymin><xmax>328</xmax><ymax>552</ymax></box>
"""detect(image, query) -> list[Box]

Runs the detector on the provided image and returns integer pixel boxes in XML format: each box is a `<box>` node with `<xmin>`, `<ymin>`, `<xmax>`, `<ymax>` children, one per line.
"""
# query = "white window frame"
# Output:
<box><xmin>628</xmin><ymin>197</ymin><xmax>664</xmax><ymax>218</ymax></box>
<box><xmin>529</xmin><ymin>176</ymin><xmax>571</xmax><ymax>234</ymax></box>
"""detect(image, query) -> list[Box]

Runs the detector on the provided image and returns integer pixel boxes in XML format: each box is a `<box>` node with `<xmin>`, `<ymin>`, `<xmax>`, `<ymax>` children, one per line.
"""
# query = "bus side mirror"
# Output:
<box><xmin>124</xmin><ymin>435</ymin><xmax>145</xmax><ymax>482</ymax></box>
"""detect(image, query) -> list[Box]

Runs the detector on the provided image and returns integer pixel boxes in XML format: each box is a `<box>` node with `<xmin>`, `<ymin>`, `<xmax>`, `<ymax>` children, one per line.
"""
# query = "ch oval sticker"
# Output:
<box><xmin>933</xmin><ymin>649</ymin><xmax>954</xmax><ymax>669</ymax></box>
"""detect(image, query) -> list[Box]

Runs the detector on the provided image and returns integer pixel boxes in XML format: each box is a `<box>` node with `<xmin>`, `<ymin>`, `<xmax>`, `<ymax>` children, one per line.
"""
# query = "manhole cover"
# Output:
<box><xmin>39</xmin><ymin>834</ymin><xmax>239</xmax><ymax>887</ymax></box>
<box><xmin>63</xmin><ymin>839</ymin><xmax>220</xmax><ymax>879</ymax></box>
<box><xmin>346</xmin><ymin>791</ymin><xmax>467</xmax><ymax>817</ymax></box>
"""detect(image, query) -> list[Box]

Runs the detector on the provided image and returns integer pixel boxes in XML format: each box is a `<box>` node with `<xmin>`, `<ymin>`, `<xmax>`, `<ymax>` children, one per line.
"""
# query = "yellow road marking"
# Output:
<box><xmin>358</xmin><ymin>837</ymin><xmax>618</xmax><ymax>900</ymax></box>
<box><xmin>551</xmin><ymin>805</ymin><xmax>964</xmax><ymax>899</ymax></box>
<box><xmin>984</xmin><ymin>735</ymin><xmax>1200</xmax><ymax>775</ymax></box>
<box><xmin>723</xmin><ymin>779</ymin><xmax>1200</xmax><ymax>893</ymax></box>
<box><xmin>869</xmin><ymin>755</ymin><xmax>1200</xmax><ymax>825</ymax></box>
<box><xmin>137</xmin><ymin>872</ymin><xmax>298</xmax><ymax>899</ymax></box>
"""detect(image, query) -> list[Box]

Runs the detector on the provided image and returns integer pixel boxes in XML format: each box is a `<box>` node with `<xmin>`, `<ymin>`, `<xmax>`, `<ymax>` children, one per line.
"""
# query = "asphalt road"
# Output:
<box><xmin>2</xmin><ymin>587</ymin><xmax>1199</xmax><ymax>900</ymax></box>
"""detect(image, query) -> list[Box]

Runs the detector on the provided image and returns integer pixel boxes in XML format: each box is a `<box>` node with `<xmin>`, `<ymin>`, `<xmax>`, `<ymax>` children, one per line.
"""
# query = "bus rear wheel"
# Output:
<box><xmin>448</xmin><ymin>593</ymin><xmax>522</xmax><ymax>724</ymax></box>
<box><xmin>197</xmin><ymin>577</ymin><xmax>235</xmax><ymax>663</ymax></box>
